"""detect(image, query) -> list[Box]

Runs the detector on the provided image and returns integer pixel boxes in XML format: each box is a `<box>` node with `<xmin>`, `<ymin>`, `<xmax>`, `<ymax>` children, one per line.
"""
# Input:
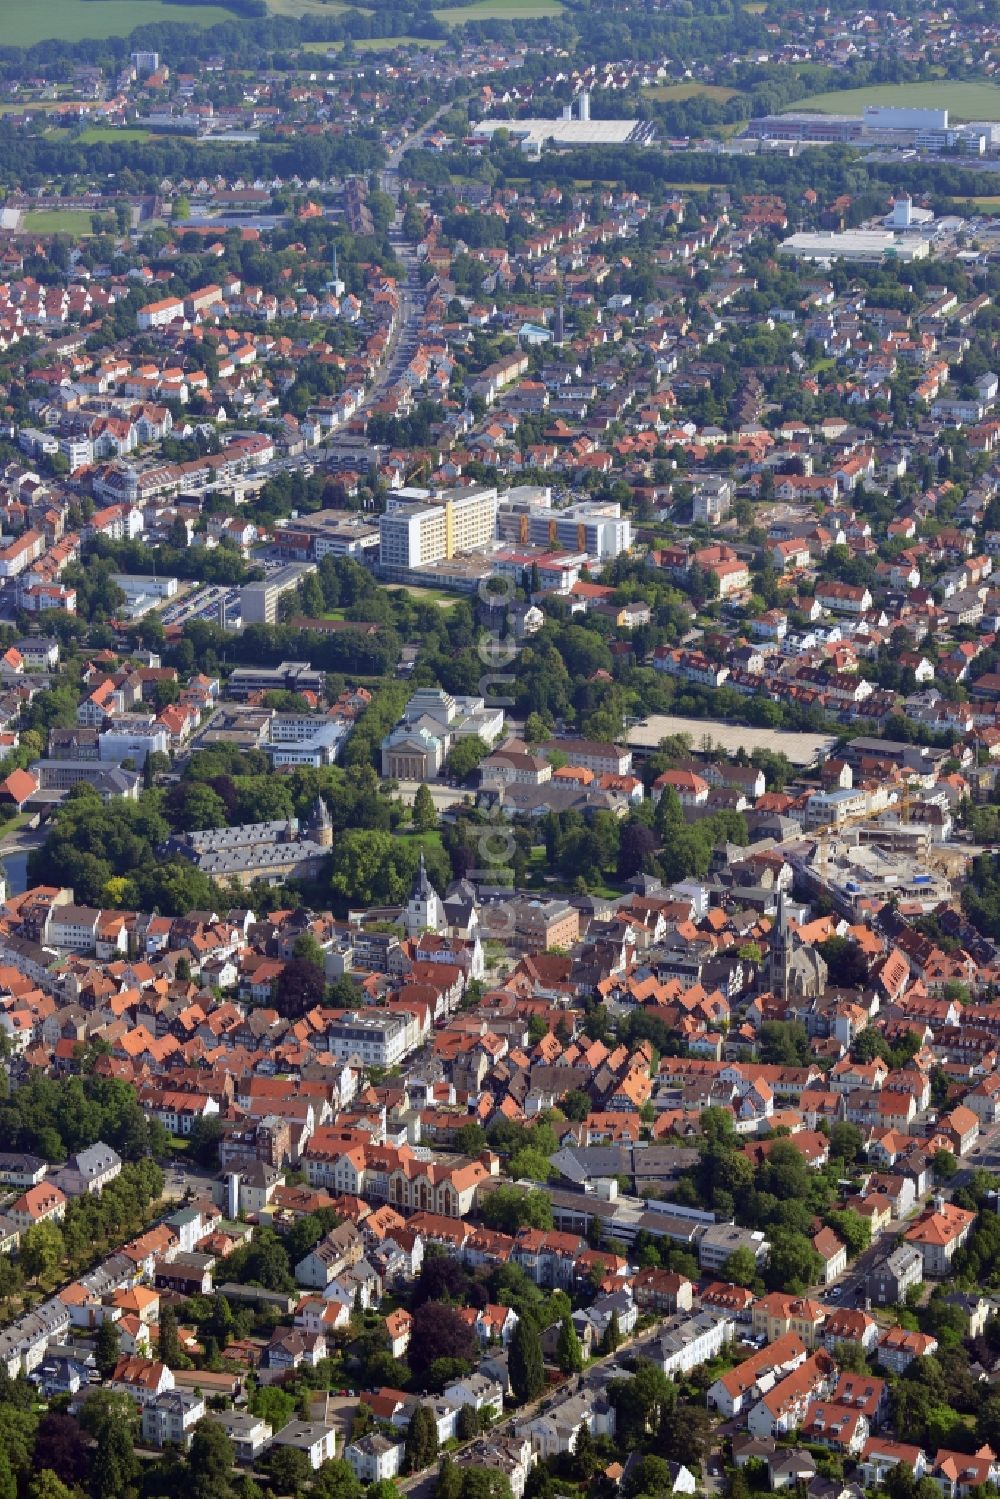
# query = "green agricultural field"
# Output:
<box><xmin>785</xmin><ymin>79</ymin><xmax>1000</xmax><ymax>122</ymax></box>
<box><xmin>300</xmin><ymin>35</ymin><xmax>446</xmax><ymax>51</ymax></box>
<box><xmin>434</xmin><ymin>0</ymin><xmax>564</xmax><ymax>24</ymax></box>
<box><xmin>643</xmin><ymin>82</ymin><xmax>739</xmax><ymax>103</ymax></box>
<box><xmin>266</xmin><ymin>0</ymin><xmax>348</xmax><ymax>15</ymax></box>
<box><xmin>21</xmin><ymin>209</ymin><xmax>94</xmax><ymax>234</ymax></box>
<box><xmin>0</xmin><ymin>0</ymin><xmax>238</xmax><ymax>47</ymax></box>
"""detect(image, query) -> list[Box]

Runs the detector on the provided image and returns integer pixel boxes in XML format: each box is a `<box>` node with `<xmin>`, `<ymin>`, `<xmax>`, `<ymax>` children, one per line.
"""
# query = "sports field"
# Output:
<box><xmin>784</xmin><ymin>79</ymin><xmax>1000</xmax><ymax>122</ymax></box>
<box><xmin>0</xmin><ymin>0</ymin><xmax>238</xmax><ymax>46</ymax></box>
<box><xmin>433</xmin><ymin>0</ymin><xmax>564</xmax><ymax>23</ymax></box>
<box><xmin>75</xmin><ymin>126</ymin><xmax>155</xmax><ymax>143</ymax></box>
<box><xmin>21</xmin><ymin>209</ymin><xmax>94</xmax><ymax>234</ymax></box>
<box><xmin>643</xmin><ymin>83</ymin><xmax>739</xmax><ymax>103</ymax></box>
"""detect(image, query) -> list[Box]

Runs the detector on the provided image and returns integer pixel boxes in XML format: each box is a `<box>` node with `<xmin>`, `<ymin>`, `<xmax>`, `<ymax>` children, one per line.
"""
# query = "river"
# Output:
<box><xmin>2</xmin><ymin>850</ymin><xmax>28</xmax><ymax>895</ymax></box>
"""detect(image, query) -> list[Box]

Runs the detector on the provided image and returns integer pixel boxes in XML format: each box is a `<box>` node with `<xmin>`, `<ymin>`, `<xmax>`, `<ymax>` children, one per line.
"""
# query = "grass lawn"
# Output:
<box><xmin>793</xmin><ymin>62</ymin><xmax>835</xmax><ymax>78</ymax></box>
<box><xmin>434</xmin><ymin>0</ymin><xmax>564</xmax><ymax>23</ymax></box>
<box><xmin>388</xmin><ymin>584</ymin><xmax>459</xmax><ymax>607</ymax></box>
<box><xmin>0</xmin><ymin>812</ymin><xmax>31</xmax><ymax>843</ymax></box>
<box><xmin>394</xmin><ymin>829</ymin><xmax>446</xmax><ymax>856</ymax></box>
<box><xmin>784</xmin><ymin>78</ymin><xmax>1000</xmax><ymax>121</ymax></box>
<box><xmin>644</xmin><ymin>82</ymin><xmax>739</xmax><ymax>102</ymax></box>
<box><xmin>0</xmin><ymin>0</ymin><xmax>238</xmax><ymax>46</ymax></box>
<box><xmin>953</xmin><ymin>195</ymin><xmax>1000</xmax><ymax>210</ymax></box>
<box><xmin>21</xmin><ymin>209</ymin><xmax>94</xmax><ymax>234</ymax></box>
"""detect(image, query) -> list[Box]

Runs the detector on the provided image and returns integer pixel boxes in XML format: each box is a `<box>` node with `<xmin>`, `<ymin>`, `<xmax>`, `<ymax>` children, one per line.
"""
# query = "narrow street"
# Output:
<box><xmin>352</xmin><ymin>104</ymin><xmax>456</xmax><ymax>422</ymax></box>
<box><xmin>397</xmin><ymin>1310</ymin><xmax>683</xmax><ymax>1497</ymax></box>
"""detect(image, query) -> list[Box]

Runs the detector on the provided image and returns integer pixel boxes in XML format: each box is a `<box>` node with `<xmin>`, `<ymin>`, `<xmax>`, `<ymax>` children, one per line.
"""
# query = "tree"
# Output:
<box><xmin>660</xmin><ymin>1401</ymin><xmax>714</xmax><ymax>1472</ymax></box>
<box><xmin>239</xmin><ymin>1227</ymin><xmax>293</xmax><ymax>1291</ymax></box>
<box><xmin>759</xmin><ymin>1020</ymin><xmax>810</xmax><ymax>1066</ymax></box>
<box><xmin>274</xmin><ymin>958</ymin><xmax>326</xmax><ymax>1020</ymax></box>
<box><xmin>436</xmin><ymin>1458</ymin><xmax>463</xmax><ymax>1499</ymax></box>
<box><xmin>206</xmin><ymin>1292</ymin><xmax>234</xmax><ymax>1351</ymax></box>
<box><xmin>618</xmin><ymin>820</ymin><xmax>660</xmax><ymax>881</ymax></box>
<box><xmin>833</xmin><ymin>1340</ymin><xmax>870</xmax><ymax>1375</ymax></box>
<box><xmin>27</xmin><ymin>1472</ymin><xmax>75</xmax><ymax>1499</ymax></box>
<box><xmin>447</xmin><ymin>735</ymin><xmax>489</xmax><ymax>781</ymax></box>
<box><xmin>251</xmin><ymin>1387</ymin><xmax>297</xmax><ymax>1433</ymax></box>
<box><xmin>408</xmin><ymin>1303</ymin><xmax>477</xmax><ymax>1378</ymax></box>
<box><xmin>404</xmin><ymin>1405</ymin><xmax>438</xmax><ymax>1474</ymax></box>
<box><xmin>261</xmin><ymin>1445</ymin><xmax>312</xmax><ymax>1495</ymax></box>
<box><xmin>824</xmin><ymin>1210</ymin><xmax>870</xmax><ymax>1260</ymax></box>
<box><xmin>765</xmin><ymin>1229</ymin><xmax>823</xmax><ymax>1294</ymax></box>
<box><xmin>479</xmin><ymin>1186</ymin><xmax>553</xmax><ymax>1234</ymax></box>
<box><xmin>568</xmin><ymin>1422</ymin><xmax>597</xmax><ymax>1483</ymax></box>
<box><xmin>187</xmin><ymin>1114</ymin><xmax>223</xmax><ymax>1168</ymax></box>
<box><xmin>33</xmin><ymin>1413</ymin><xmax>88</xmax><ymax>1488</ymax></box>
<box><xmin>158</xmin><ymin>1304</ymin><xmax>181</xmax><ymax>1367</ymax></box>
<box><xmin>455</xmin><ymin>1123</ymin><xmax>486</xmax><ymax>1155</ymax></box>
<box><xmin>188</xmin><ymin>1420</ymin><xmax>235</xmax><ymax>1499</ymax></box>
<box><xmin>828</xmin><ymin>1122</ymin><xmax>863</xmax><ymax>1164</ymax></box>
<box><xmin>292</xmin><ymin>932</ymin><xmax>325</xmax><ymax>968</ymax></box>
<box><xmin>81</xmin><ymin>1393</ymin><xmax>138</xmax><ymax>1499</ymax></box>
<box><xmin>457</xmin><ymin>1473</ymin><xmax>511</xmax><ymax>1499</ymax></box>
<box><xmin>19</xmin><ymin>1220</ymin><xmax>62</xmax><ymax>1284</ymax></box>
<box><xmin>556</xmin><ymin>1313</ymin><xmax>584</xmax><ymax>1374</ymax></box>
<box><xmin>601</xmin><ymin>1309</ymin><xmax>621</xmax><ymax>1355</ymax></box>
<box><xmin>94</xmin><ymin>1319</ymin><xmax>120</xmax><ymax>1380</ymax></box>
<box><xmin>0</xmin><ymin>1452</ymin><xmax>15</xmax><ymax>1499</ymax></box>
<box><xmin>456</xmin><ymin>1406</ymin><xmax>480</xmax><ymax>1442</ymax></box>
<box><xmin>934</xmin><ymin>1148</ymin><xmax>958</xmax><ymax>1181</ymax></box>
<box><xmin>818</xmin><ymin>936</ymin><xmax>870</xmax><ymax>989</ymax></box>
<box><xmin>721</xmin><ymin>1247</ymin><xmax>759</xmax><ymax>1288</ymax></box>
<box><xmin>169</xmin><ymin>781</ymin><xmax>227</xmax><ymax>833</ymax></box>
<box><xmin>509</xmin><ymin>1318</ymin><xmax>545</xmax><ymax>1404</ymax></box>
<box><xmin>508</xmin><ymin>1147</ymin><xmax>553</xmax><ymax>1182</ymax></box>
<box><xmin>412</xmin><ymin>783</ymin><xmax>437</xmax><ymax>832</ymax></box>
<box><xmin>0</xmin><ymin>1257</ymin><xmax>22</xmax><ymax>1309</ymax></box>
<box><xmin>560</xmin><ymin>1090</ymin><xmax>591</xmax><ymax>1123</ymax></box>
<box><xmin>624</xmin><ymin>1456</ymin><xmax>674</xmax><ymax>1499</ymax></box>
<box><xmin>608</xmin><ymin>1361</ymin><xmax>673</xmax><ymax>1445</ymax></box>
<box><xmin>311</xmin><ymin>1461</ymin><xmax>362</xmax><ymax>1499</ymax></box>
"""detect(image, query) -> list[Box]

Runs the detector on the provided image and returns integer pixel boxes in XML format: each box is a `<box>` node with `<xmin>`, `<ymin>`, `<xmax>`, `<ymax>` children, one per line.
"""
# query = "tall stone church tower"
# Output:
<box><xmin>404</xmin><ymin>852</ymin><xmax>446</xmax><ymax>937</ymax></box>
<box><xmin>770</xmin><ymin>890</ymin><xmax>791</xmax><ymax>1001</ymax></box>
<box><xmin>309</xmin><ymin>796</ymin><xmax>334</xmax><ymax>849</ymax></box>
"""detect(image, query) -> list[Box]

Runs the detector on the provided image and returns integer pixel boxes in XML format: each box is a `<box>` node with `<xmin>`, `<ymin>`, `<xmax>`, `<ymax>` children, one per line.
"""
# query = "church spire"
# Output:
<box><xmin>770</xmin><ymin>889</ymin><xmax>791</xmax><ymax>1002</ymax></box>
